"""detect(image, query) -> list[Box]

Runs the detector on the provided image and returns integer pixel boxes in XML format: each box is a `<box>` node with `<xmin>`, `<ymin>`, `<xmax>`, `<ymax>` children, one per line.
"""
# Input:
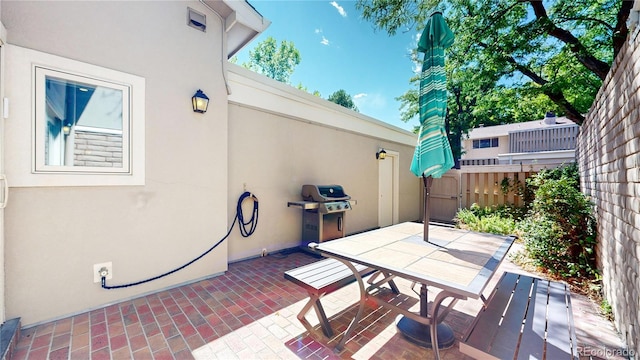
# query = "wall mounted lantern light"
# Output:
<box><xmin>62</xmin><ymin>123</ymin><xmax>72</xmax><ymax>135</ymax></box>
<box><xmin>376</xmin><ymin>149</ymin><xmax>387</xmax><ymax>160</ymax></box>
<box><xmin>192</xmin><ymin>89</ymin><xmax>210</xmax><ymax>113</ymax></box>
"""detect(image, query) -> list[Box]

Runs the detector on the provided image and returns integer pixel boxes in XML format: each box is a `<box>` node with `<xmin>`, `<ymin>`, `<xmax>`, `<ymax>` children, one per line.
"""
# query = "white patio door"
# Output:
<box><xmin>378</xmin><ymin>150</ymin><xmax>399</xmax><ymax>228</ymax></box>
<box><xmin>0</xmin><ymin>45</ymin><xmax>6</xmax><ymax>324</ymax></box>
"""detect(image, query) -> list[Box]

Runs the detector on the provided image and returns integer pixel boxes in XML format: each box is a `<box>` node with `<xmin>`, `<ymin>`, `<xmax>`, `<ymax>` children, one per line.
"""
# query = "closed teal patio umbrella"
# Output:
<box><xmin>398</xmin><ymin>11</ymin><xmax>456</xmax><ymax>353</ymax></box>
<box><xmin>410</xmin><ymin>11</ymin><xmax>455</xmax><ymax>244</ymax></box>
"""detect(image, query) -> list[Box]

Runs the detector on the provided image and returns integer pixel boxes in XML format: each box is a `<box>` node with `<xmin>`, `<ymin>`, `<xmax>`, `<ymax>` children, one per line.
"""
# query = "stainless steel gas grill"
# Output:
<box><xmin>288</xmin><ymin>185</ymin><xmax>356</xmax><ymax>249</ymax></box>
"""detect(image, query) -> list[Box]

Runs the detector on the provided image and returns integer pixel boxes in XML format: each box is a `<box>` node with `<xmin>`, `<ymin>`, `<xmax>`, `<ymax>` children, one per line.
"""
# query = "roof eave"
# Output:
<box><xmin>201</xmin><ymin>0</ymin><xmax>271</xmax><ymax>58</ymax></box>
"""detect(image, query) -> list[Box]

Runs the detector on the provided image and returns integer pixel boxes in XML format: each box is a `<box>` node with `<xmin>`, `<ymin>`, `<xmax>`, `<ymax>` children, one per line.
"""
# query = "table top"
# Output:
<box><xmin>312</xmin><ymin>222</ymin><xmax>516</xmax><ymax>299</ymax></box>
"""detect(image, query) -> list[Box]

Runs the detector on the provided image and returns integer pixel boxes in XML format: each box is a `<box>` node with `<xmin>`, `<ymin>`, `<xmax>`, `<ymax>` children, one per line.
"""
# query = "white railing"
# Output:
<box><xmin>459</xmin><ymin>158</ymin><xmax>498</xmax><ymax>166</ymax></box>
<box><xmin>509</xmin><ymin>125</ymin><xmax>578</xmax><ymax>153</ymax></box>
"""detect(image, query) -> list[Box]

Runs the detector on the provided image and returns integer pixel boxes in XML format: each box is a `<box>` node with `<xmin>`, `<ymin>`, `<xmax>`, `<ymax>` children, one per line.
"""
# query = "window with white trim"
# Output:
<box><xmin>34</xmin><ymin>67</ymin><xmax>131</xmax><ymax>173</ymax></box>
<box><xmin>3</xmin><ymin>43</ymin><xmax>148</xmax><ymax>187</ymax></box>
<box><xmin>472</xmin><ymin>138</ymin><xmax>499</xmax><ymax>149</ymax></box>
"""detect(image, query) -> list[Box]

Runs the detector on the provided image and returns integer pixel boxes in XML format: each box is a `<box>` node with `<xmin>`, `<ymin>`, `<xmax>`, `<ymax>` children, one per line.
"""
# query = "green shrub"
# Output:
<box><xmin>455</xmin><ymin>204</ymin><xmax>517</xmax><ymax>235</ymax></box>
<box><xmin>517</xmin><ymin>164</ymin><xmax>598</xmax><ymax>278</ymax></box>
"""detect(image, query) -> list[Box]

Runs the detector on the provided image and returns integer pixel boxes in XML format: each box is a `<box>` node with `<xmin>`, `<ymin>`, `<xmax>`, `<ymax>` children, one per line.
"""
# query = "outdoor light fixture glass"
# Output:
<box><xmin>376</xmin><ymin>149</ymin><xmax>387</xmax><ymax>160</ymax></box>
<box><xmin>192</xmin><ymin>89</ymin><xmax>209</xmax><ymax>113</ymax></box>
<box><xmin>62</xmin><ymin>122</ymin><xmax>72</xmax><ymax>135</ymax></box>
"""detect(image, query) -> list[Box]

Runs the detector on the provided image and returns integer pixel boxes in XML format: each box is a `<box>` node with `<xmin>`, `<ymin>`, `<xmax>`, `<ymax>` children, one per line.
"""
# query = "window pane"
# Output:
<box><xmin>42</xmin><ymin>71</ymin><xmax>125</xmax><ymax>168</ymax></box>
<box><xmin>20</xmin><ymin>50</ymin><xmax>145</xmax><ymax>186</ymax></box>
<box><xmin>473</xmin><ymin>137</ymin><xmax>499</xmax><ymax>149</ymax></box>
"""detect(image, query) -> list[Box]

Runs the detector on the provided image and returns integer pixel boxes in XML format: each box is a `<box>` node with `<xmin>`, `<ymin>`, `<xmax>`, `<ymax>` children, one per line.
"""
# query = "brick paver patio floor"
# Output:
<box><xmin>12</xmin><ymin>244</ymin><xmax>630</xmax><ymax>359</ymax></box>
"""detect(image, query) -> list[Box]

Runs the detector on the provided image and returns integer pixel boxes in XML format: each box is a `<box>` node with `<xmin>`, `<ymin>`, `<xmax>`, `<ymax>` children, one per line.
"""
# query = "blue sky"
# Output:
<box><xmin>233</xmin><ymin>0</ymin><xmax>419</xmax><ymax>132</ymax></box>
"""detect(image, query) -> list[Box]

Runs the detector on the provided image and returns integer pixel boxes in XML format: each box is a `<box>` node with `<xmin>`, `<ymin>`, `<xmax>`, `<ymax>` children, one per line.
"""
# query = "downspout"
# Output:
<box><xmin>199</xmin><ymin>0</ymin><xmax>232</xmax><ymax>95</ymax></box>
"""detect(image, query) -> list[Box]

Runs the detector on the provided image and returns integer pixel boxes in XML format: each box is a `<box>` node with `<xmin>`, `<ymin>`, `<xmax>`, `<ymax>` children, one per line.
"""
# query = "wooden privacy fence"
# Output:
<box><xmin>460</xmin><ymin>170</ymin><xmax>535</xmax><ymax>209</ymax></box>
<box><xmin>429</xmin><ymin>169</ymin><xmax>537</xmax><ymax>222</ymax></box>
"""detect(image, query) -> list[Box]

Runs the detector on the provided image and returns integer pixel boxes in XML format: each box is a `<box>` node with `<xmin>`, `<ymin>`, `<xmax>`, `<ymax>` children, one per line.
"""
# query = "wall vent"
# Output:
<box><xmin>188</xmin><ymin>7</ymin><xmax>206</xmax><ymax>32</ymax></box>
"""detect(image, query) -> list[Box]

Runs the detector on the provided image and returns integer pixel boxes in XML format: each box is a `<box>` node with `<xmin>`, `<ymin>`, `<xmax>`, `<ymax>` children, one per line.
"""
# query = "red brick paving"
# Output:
<box><xmin>11</xmin><ymin>247</ymin><xmax>629</xmax><ymax>359</ymax></box>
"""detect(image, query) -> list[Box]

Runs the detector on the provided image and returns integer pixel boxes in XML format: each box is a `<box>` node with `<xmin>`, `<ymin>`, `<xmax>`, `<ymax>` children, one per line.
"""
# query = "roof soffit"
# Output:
<box><xmin>201</xmin><ymin>0</ymin><xmax>271</xmax><ymax>58</ymax></box>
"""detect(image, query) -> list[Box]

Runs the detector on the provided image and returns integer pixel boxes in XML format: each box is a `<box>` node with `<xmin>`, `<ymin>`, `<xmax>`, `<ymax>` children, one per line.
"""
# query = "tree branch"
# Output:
<box><xmin>527</xmin><ymin>0</ymin><xmax>610</xmax><ymax>81</ymax></box>
<box><xmin>507</xmin><ymin>60</ymin><xmax>584</xmax><ymax>124</ymax></box>
<box><xmin>555</xmin><ymin>16</ymin><xmax>615</xmax><ymax>32</ymax></box>
<box><xmin>612</xmin><ymin>0</ymin><xmax>633</xmax><ymax>59</ymax></box>
<box><xmin>483</xmin><ymin>41</ymin><xmax>585</xmax><ymax>124</ymax></box>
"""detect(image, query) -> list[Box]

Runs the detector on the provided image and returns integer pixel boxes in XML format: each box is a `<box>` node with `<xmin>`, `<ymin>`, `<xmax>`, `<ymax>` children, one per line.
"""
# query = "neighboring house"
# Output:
<box><xmin>460</xmin><ymin>112</ymin><xmax>579</xmax><ymax>170</ymax></box>
<box><xmin>0</xmin><ymin>0</ymin><xmax>420</xmax><ymax>328</ymax></box>
<box><xmin>427</xmin><ymin>113</ymin><xmax>580</xmax><ymax>219</ymax></box>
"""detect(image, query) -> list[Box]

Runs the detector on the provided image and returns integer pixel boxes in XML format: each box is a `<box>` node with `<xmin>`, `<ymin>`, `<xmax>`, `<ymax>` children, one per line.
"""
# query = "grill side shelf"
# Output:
<box><xmin>288</xmin><ymin>200</ymin><xmax>357</xmax><ymax>210</ymax></box>
<box><xmin>287</xmin><ymin>201</ymin><xmax>320</xmax><ymax>210</ymax></box>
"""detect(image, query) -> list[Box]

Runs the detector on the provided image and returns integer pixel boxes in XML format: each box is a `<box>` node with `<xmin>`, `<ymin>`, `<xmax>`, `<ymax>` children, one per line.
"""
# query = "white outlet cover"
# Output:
<box><xmin>93</xmin><ymin>262</ymin><xmax>113</xmax><ymax>283</ymax></box>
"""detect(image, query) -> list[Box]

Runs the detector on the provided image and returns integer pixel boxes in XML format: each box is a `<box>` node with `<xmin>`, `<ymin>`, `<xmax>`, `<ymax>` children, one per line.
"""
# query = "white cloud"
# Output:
<box><xmin>330</xmin><ymin>1</ymin><xmax>347</xmax><ymax>17</ymax></box>
<box><xmin>365</xmin><ymin>93</ymin><xmax>387</xmax><ymax>108</ymax></box>
<box><xmin>321</xmin><ymin>36</ymin><xmax>330</xmax><ymax>46</ymax></box>
<box><xmin>315</xmin><ymin>28</ymin><xmax>323</xmax><ymax>34</ymax></box>
<box><xmin>354</xmin><ymin>92</ymin><xmax>387</xmax><ymax>114</ymax></box>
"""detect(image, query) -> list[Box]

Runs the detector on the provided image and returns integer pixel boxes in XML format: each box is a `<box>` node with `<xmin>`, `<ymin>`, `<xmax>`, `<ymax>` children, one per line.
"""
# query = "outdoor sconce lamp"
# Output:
<box><xmin>376</xmin><ymin>149</ymin><xmax>387</xmax><ymax>160</ymax></box>
<box><xmin>62</xmin><ymin>121</ymin><xmax>72</xmax><ymax>135</ymax></box>
<box><xmin>192</xmin><ymin>89</ymin><xmax>209</xmax><ymax>113</ymax></box>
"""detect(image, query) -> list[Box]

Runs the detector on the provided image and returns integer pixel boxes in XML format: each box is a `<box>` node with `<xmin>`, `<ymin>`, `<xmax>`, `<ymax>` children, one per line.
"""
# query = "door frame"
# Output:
<box><xmin>378</xmin><ymin>149</ymin><xmax>399</xmax><ymax>227</ymax></box>
<box><xmin>0</xmin><ymin>26</ymin><xmax>7</xmax><ymax>324</ymax></box>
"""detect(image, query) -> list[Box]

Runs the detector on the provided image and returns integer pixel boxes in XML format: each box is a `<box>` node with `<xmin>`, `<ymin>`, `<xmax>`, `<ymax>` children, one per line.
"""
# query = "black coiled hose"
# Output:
<box><xmin>102</xmin><ymin>191</ymin><xmax>259</xmax><ymax>289</ymax></box>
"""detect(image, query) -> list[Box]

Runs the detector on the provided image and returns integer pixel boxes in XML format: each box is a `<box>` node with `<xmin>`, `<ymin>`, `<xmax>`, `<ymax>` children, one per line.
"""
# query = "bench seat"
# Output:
<box><xmin>460</xmin><ymin>272</ymin><xmax>578</xmax><ymax>360</ymax></box>
<box><xmin>284</xmin><ymin>258</ymin><xmax>375</xmax><ymax>337</ymax></box>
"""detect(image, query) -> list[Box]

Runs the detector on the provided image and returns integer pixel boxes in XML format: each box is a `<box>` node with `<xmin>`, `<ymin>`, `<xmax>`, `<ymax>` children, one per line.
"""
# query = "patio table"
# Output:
<box><xmin>310</xmin><ymin>221</ymin><xmax>515</xmax><ymax>360</ymax></box>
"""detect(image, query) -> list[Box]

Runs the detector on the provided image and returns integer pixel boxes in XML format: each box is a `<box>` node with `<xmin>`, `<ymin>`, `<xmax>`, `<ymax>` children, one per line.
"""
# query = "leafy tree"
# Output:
<box><xmin>356</xmin><ymin>0</ymin><xmax>632</xmax><ymax>158</ymax></box>
<box><xmin>327</xmin><ymin>89</ymin><xmax>359</xmax><ymax>112</ymax></box>
<box><xmin>242</xmin><ymin>36</ymin><xmax>301</xmax><ymax>84</ymax></box>
<box><xmin>296</xmin><ymin>83</ymin><xmax>322</xmax><ymax>97</ymax></box>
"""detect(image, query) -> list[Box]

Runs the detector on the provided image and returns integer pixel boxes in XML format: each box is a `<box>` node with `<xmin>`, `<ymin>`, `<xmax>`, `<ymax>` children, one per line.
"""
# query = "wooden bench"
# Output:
<box><xmin>460</xmin><ymin>272</ymin><xmax>579</xmax><ymax>360</ymax></box>
<box><xmin>284</xmin><ymin>258</ymin><xmax>377</xmax><ymax>338</ymax></box>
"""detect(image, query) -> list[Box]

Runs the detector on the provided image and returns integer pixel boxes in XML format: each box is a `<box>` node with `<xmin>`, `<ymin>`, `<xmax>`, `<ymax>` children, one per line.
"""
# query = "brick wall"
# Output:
<box><xmin>73</xmin><ymin>130</ymin><xmax>123</xmax><ymax>167</ymax></box>
<box><xmin>576</xmin><ymin>27</ymin><xmax>640</xmax><ymax>355</ymax></box>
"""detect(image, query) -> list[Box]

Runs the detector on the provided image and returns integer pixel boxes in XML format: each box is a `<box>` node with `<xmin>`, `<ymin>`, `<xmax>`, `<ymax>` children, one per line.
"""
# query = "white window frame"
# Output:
<box><xmin>5</xmin><ymin>45</ymin><xmax>145</xmax><ymax>187</ymax></box>
<box><xmin>473</xmin><ymin>137</ymin><xmax>499</xmax><ymax>149</ymax></box>
<box><xmin>33</xmin><ymin>66</ymin><xmax>132</xmax><ymax>175</ymax></box>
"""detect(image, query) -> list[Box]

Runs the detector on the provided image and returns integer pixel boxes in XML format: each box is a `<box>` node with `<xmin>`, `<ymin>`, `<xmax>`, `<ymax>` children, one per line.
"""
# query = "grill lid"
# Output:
<box><xmin>301</xmin><ymin>184</ymin><xmax>351</xmax><ymax>202</ymax></box>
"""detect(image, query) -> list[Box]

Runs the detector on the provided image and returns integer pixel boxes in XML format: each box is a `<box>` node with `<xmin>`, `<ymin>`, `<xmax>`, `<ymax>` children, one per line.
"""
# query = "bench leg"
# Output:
<box><xmin>296</xmin><ymin>293</ymin><xmax>334</xmax><ymax>338</ymax></box>
<box><xmin>368</xmin><ymin>271</ymin><xmax>400</xmax><ymax>294</ymax></box>
<box><xmin>312</xmin><ymin>299</ymin><xmax>333</xmax><ymax>338</ymax></box>
<box><xmin>388</xmin><ymin>279</ymin><xmax>400</xmax><ymax>294</ymax></box>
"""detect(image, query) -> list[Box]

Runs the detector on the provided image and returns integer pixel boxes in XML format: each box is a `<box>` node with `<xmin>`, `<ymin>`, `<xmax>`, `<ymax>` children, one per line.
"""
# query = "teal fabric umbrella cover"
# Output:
<box><xmin>410</xmin><ymin>12</ymin><xmax>455</xmax><ymax>179</ymax></box>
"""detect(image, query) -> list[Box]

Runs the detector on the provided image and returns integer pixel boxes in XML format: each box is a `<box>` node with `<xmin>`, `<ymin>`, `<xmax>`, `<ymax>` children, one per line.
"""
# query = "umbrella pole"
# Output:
<box><xmin>423</xmin><ymin>175</ymin><xmax>445</xmax><ymax>247</ymax></box>
<box><xmin>423</xmin><ymin>175</ymin><xmax>433</xmax><ymax>243</ymax></box>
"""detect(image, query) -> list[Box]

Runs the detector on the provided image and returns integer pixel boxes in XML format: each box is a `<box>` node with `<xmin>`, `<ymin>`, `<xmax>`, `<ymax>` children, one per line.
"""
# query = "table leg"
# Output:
<box><xmin>396</xmin><ymin>285</ymin><xmax>458</xmax><ymax>359</ymax></box>
<box><xmin>420</xmin><ymin>283</ymin><xmax>428</xmax><ymax>316</ymax></box>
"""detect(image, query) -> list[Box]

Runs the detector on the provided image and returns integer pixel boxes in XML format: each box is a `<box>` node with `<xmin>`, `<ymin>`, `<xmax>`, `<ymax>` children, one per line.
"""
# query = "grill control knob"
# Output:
<box><xmin>327</xmin><ymin>205</ymin><xmax>333</xmax><ymax>211</ymax></box>
<box><xmin>337</xmin><ymin>204</ymin><xmax>342</xmax><ymax>209</ymax></box>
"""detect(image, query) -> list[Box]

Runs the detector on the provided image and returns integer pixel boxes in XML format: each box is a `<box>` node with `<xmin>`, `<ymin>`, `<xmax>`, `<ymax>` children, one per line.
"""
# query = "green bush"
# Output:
<box><xmin>454</xmin><ymin>163</ymin><xmax>598</xmax><ymax>280</ymax></box>
<box><xmin>455</xmin><ymin>204</ymin><xmax>517</xmax><ymax>235</ymax></box>
<box><xmin>517</xmin><ymin>164</ymin><xmax>598</xmax><ymax>278</ymax></box>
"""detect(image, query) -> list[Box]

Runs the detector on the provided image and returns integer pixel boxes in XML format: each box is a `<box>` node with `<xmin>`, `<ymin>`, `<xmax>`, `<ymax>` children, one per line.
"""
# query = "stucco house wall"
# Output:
<box><xmin>461</xmin><ymin>135</ymin><xmax>509</xmax><ymax>159</ymax></box>
<box><xmin>576</xmin><ymin>11</ymin><xmax>640</xmax><ymax>355</ymax></box>
<box><xmin>225</xmin><ymin>65</ymin><xmax>420</xmax><ymax>261</ymax></box>
<box><xmin>2</xmin><ymin>1</ymin><xmax>230</xmax><ymax>325</ymax></box>
<box><xmin>0</xmin><ymin>1</ymin><xmax>421</xmax><ymax>327</ymax></box>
